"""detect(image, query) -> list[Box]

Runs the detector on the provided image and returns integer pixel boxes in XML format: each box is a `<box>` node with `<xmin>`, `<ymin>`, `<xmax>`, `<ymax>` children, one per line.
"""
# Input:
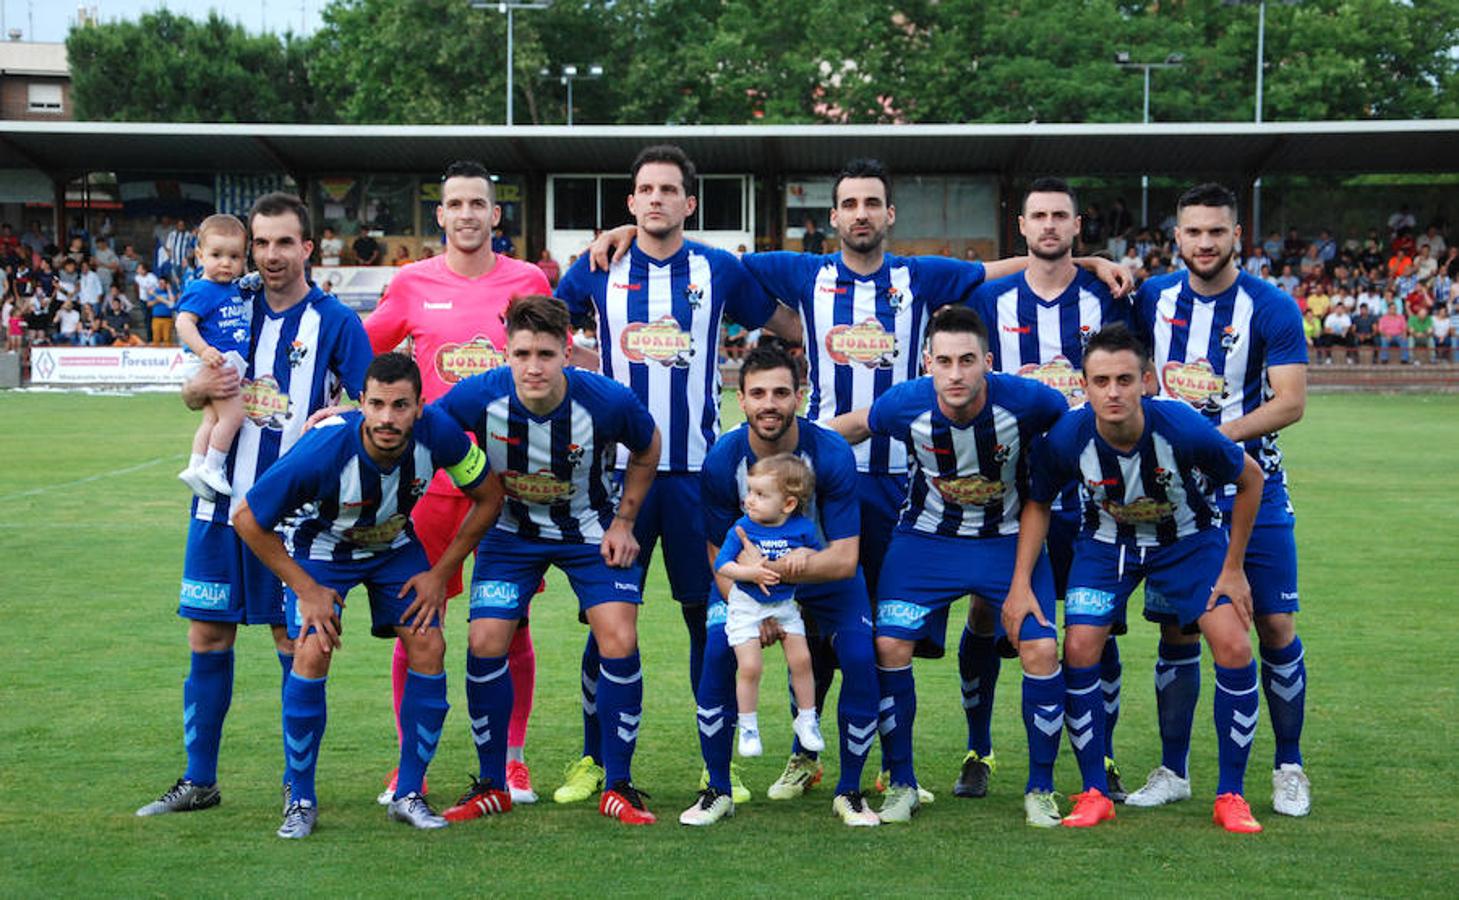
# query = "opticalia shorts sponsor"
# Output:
<box><xmin>471</xmin><ymin>580</ymin><xmax>520</xmax><ymax>610</ymax></box>
<box><xmin>179</xmin><ymin>578</ymin><xmax>231</xmax><ymax>611</ymax></box>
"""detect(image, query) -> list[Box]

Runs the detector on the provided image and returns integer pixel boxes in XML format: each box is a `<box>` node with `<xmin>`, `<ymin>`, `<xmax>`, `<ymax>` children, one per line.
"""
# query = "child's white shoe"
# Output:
<box><xmin>793</xmin><ymin>711</ymin><xmax>825</xmax><ymax>753</ymax></box>
<box><xmin>738</xmin><ymin>726</ymin><xmax>763</xmax><ymax>758</ymax></box>
<box><xmin>199</xmin><ymin>464</ymin><xmax>233</xmax><ymax>497</ymax></box>
<box><xmin>178</xmin><ymin>465</ymin><xmax>216</xmax><ymax>501</ymax></box>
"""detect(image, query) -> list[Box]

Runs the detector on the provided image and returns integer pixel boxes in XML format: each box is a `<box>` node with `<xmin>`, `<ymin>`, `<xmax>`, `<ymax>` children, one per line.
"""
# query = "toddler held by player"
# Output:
<box><xmin>714</xmin><ymin>453</ymin><xmax>826</xmax><ymax>758</ymax></box>
<box><xmin>174</xmin><ymin>214</ymin><xmax>251</xmax><ymax>499</ymax></box>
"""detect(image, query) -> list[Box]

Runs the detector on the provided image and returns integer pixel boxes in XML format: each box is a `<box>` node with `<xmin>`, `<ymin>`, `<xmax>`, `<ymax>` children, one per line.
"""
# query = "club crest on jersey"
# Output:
<box><xmin>503</xmin><ymin>469</ymin><xmax>575</xmax><ymax>504</ymax></box>
<box><xmin>825</xmin><ymin>318</ymin><xmax>898</xmax><ymax>369</ymax></box>
<box><xmin>288</xmin><ymin>340</ymin><xmax>309</xmax><ymax>368</ymax></box>
<box><xmin>1152</xmin><ymin>467</ymin><xmax>1174</xmax><ymax>488</ymax></box>
<box><xmin>566</xmin><ymin>443</ymin><xmax>585</xmax><ymax>466</ymax></box>
<box><xmin>1078</xmin><ymin>324</ymin><xmax>1094</xmax><ymax>348</ymax></box>
<box><xmin>992</xmin><ymin>443</ymin><xmax>1012</xmax><ymax>465</ymax></box>
<box><xmin>1017</xmin><ymin>357</ymin><xmax>1084</xmax><ymax>402</ymax></box>
<box><xmin>343</xmin><ymin>513</ymin><xmax>408</xmax><ymax>547</ymax></box>
<box><xmin>436</xmin><ymin>338</ymin><xmax>506</xmax><ymax>384</ymax></box>
<box><xmin>1219</xmin><ymin>325</ymin><xmax>1240</xmax><ymax>350</ymax></box>
<box><xmin>932</xmin><ymin>474</ymin><xmax>1005</xmax><ymax>506</ymax></box>
<box><xmin>409</xmin><ymin>477</ymin><xmax>428</xmax><ymax>497</ymax></box>
<box><xmin>684</xmin><ymin>283</ymin><xmax>704</xmax><ymax>310</ymax></box>
<box><xmin>1101</xmin><ymin>496</ymin><xmax>1175</xmax><ymax>524</ymax></box>
<box><xmin>621</xmin><ymin>316</ymin><xmax>695</xmax><ymax>368</ymax></box>
<box><xmin>886</xmin><ymin>285</ymin><xmax>906</xmax><ymax>313</ymax></box>
<box><xmin>241</xmin><ymin>375</ymin><xmax>291</xmax><ymax>429</ymax></box>
<box><xmin>1161</xmin><ymin>358</ymin><xmax>1228</xmax><ymax>413</ymax></box>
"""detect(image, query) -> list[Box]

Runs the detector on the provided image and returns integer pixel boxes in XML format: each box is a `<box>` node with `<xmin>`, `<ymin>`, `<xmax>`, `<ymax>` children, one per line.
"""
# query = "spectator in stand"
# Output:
<box><xmin>52</xmin><ymin>298</ymin><xmax>82</xmax><ymax>345</ymax></box>
<box><xmin>1306</xmin><ymin>283</ymin><xmax>1331</xmax><ymax>321</ymax></box>
<box><xmin>180</xmin><ymin>250</ymin><xmax>205</xmax><ymax>288</ymax></box>
<box><xmin>1301</xmin><ymin>306</ymin><xmax>1321</xmax><ymax>348</ymax></box>
<box><xmin>1388</xmin><ymin>205</ymin><xmax>1416</xmax><ymax>237</ymax></box>
<box><xmin>1322</xmin><ymin>301</ymin><xmax>1354</xmax><ymax>365</ymax></box>
<box><xmin>93</xmin><ymin>237</ymin><xmax>118</xmax><ymax>294</ymax></box>
<box><xmin>78</xmin><ymin>259</ymin><xmax>103</xmax><ymax>311</ymax></box>
<box><xmin>535</xmin><ymin>248</ymin><xmax>561</xmax><ymax>287</ymax></box>
<box><xmin>1388</xmin><ymin>245</ymin><xmax>1415</xmax><ymax>279</ymax></box>
<box><xmin>1283</xmin><ymin>228</ymin><xmax>1307</xmax><ymax>268</ymax></box>
<box><xmin>1405</xmin><ymin>280</ymin><xmax>1434</xmax><ymax>316</ymax></box>
<box><xmin>97</xmin><ymin>293</ymin><xmax>134</xmax><ymax>345</ymax></box>
<box><xmin>802</xmin><ymin>217</ymin><xmax>826</xmax><ymax>255</ymax></box>
<box><xmin>1414</xmin><ymin>245</ymin><xmax>1438</xmax><ymax>282</ymax></box>
<box><xmin>1408</xmin><ymin>303</ymin><xmax>1435</xmax><ymax>364</ymax></box>
<box><xmin>1244</xmin><ymin>245</ymin><xmax>1268</xmax><ymax>276</ymax></box>
<box><xmin>77</xmin><ymin>302</ymin><xmax>100</xmax><ymax>346</ymax></box>
<box><xmin>490</xmin><ymin>226</ymin><xmax>514</xmax><ymax>257</ymax></box>
<box><xmin>1260</xmin><ymin>263</ymin><xmax>1278</xmax><ymax>287</ymax></box>
<box><xmin>1106</xmin><ymin>198</ymin><xmax>1133</xmax><ymax>247</ymax></box>
<box><xmin>134</xmin><ymin>261</ymin><xmax>164</xmax><ymax>340</ymax></box>
<box><xmin>34</xmin><ymin>257</ymin><xmax>56</xmax><ymax>299</ymax></box>
<box><xmin>21</xmin><ymin>220</ymin><xmax>49</xmax><ymax>261</ymax></box>
<box><xmin>1316</xmin><ymin>230</ymin><xmax>1338</xmax><ymax>269</ymax></box>
<box><xmin>1277</xmin><ymin>263</ymin><xmax>1300</xmax><ymax>295</ymax></box>
<box><xmin>1419</xmin><ymin>225</ymin><xmax>1446</xmax><ymax>256</ymax></box>
<box><xmin>1378</xmin><ymin>301</ymin><xmax>1410</xmax><ymax>364</ymax></box>
<box><xmin>1443</xmin><ymin>246</ymin><xmax>1459</xmax><ymax>280</ymax></box>
<box><xmin>0</xmin><ymin>223</ymin><xmax>20</xmax><ymax>260</ymax></box>
<box><xmin>1299</xmin><ymin>244</ymin><xmax>1323</xmax><ymax>278</ymax></box>
<box><xmin>1263</xmin><ymin>230</ymin><xmax>1284</xmax><ymax>260</ymax></box>
<box><xmin>162</xmin><ymin>219</ymin><xmax>197</xmax><ymax>292</ymax></box>
<box><xmin>1352</xmin><ymin>301</ymin><xmax>1378</xmax><ymax>362</ymax></box>
<box><xmin>119</xmin><ymin>243</ymin><xmax>142</xmax><ymax>302</ymax></box>
<box><xmin>318</xmin><ymin>226</ymin><xmax>344</xmax><ymax>267</ymax></box>
<box><xmin>352</xmin><ymin>232</ymin><xmax>382</xmax><ymax>266</ymax></box>
<box><xmin>1119</xmin><ymin>243</ymin><xmax>1144</xmax><ymax>279</ymax></box>
<box><xmin>1432</xmin><ymin>303</ymin><xmax>1453</xmax><ymax>363</ymax></box>
<box><xmin>1146</xmin><ymin>252</ymin><xmax>1170</xmax><ymax>278</ymax></box>
<box><xmin>1360</xmin><ymin>238</ymin><xmax>1386</xmax><ymax>273</ymax></box>
<box><xmin>390</xmin><ymin>244</ymin><xmax>414</xmax><ymax>267</ymax></box>
<box><xmin>5</xmin><ymin>295</ymin><xmax>20</xmax><ymax>352</ymax></box>
<box><xmin>24</xmin><ymin>292</ymin><xmax>50</xmax><ymax>345</ymax></box>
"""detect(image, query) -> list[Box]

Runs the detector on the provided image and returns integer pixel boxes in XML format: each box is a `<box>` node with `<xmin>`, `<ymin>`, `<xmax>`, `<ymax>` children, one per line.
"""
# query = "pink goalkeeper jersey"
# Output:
<box><xmin>366</xmin><ymin>252</ymin><xmax>551</xmax><ymax>494</ymax></box>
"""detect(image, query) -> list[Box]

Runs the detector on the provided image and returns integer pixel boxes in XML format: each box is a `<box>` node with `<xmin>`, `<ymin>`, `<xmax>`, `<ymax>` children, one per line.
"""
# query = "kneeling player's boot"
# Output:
<box><xmin>442</xmin><ymin>776</ymin><xmax>512</xmax><ymax>822</ymax></box>
<box><xmin>553</xmin><ymin>755</ymin><xmax>605</xmax><ymax>804</ymax></box>
<box><xmin>388</xmin><ymin>791</ymin><xmax>448</xmax><ymax>830</ymax></box>
<box><xmin>506</xmin><ymin>760</ymin><xmax>537</xmax><ymax>805</ymax></box>
<box><xmin>953</xmin><ymin>750</ymin><xmax>996</xmax><ymax>798</ymax></box>
<box><xmin>1104</xmin><ymin>758</ymin><xmax>1128</xmax><ymax>803</ymax></box>
<box><xmin>1213</xmin><ymin>793</ymin><xmax>1264</xmax><ymax>833</ymax></box>
<box><xmin>832</xmin><ymin>791</ymin><xmax>880</xmax><ymax>827</ymax></box>
<box><xmin>767</xmin><ymin>752</ymin><xmax>823</xmax><ymax>800</ymax></box>
<box><xmin>877</xmin><ymin>768</ymin><xmax>934</xmax><ymax>804</ymax></box>
<box><xmin>136</xmin><ymin>778</ymin><xmax>221</xmax><ymax>816</ymax></box>
<box><xmin>378</xmin><ymin>766</ymin><xmax>430</xmax><ymax>806</ymax></box>
<box><xmin>1271</xmin><ymin>764</ymin><xmax>1311</xmax><ymax>817</ymax></box>
<box><xmin>698</xmin><ymin>763</ymin><xmax>751</xmax><ymax>804</ymax></box>
<box><xmin>678</xmin><ymin>787</ymin><xmax>734</xmax><ymax>826</ymax></box>
<box><xmin>1124</xmin><ymin>766</ymin><xmax>1192</xmax><ymax>807</ymax></box>
<box><xmin>600</xmin><ymin>781</ymin><xmax>656</xmax><ymax>825</ymax></box>
<box><xmin>1024</xmin><ymin>790</ymin><xmax>1062</xmax><ymax>827</ymax></box>
<box><xmin>276</xmin><ymin>799</ymin><xmax>318</xmax><ymax>839</ymax></box>
<box><xmin>878</xmin><ymin>783</ymin><xmax>921</xmax><ymax>823</ymax></box>
<box><xmin>1061</xmin><ymin>789</ymin><xmax>1116</xmax><ymax>828</ymax></box>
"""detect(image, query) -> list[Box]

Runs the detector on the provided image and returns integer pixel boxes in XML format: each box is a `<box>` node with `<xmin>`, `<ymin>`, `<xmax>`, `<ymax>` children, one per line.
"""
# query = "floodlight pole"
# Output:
<box><xmin>472</xmin><ymin>1</ymin><xmax>553</xmax><ymax>126</ymax></box>
<box><xmin>1116</xmin><ymin>53</ymin><xmax>1184</xmax><ymax>228</ymax></box>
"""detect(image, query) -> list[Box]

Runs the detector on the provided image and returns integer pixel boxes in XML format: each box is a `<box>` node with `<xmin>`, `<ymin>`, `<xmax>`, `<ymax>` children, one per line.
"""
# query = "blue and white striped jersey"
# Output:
<box><xmin>1135</xmin><ymin>271</ymin><xmax>1307</xmax><ymax>491</ymax></box>
<box><xmin>435</xmin><ymin>366</ymin><xmax>658</xmax><ymax>544</ymax></box>
<box><xmin>244</xmin><ymin>406</ymin><xmax>485</xmax><ymax>561</ymax></box>
<box><xmin>1029</xmin><ymin>397</ymin><xmax>1247</xmax><ymax>548</ymax></box>
<box><xmin>194</xmin><ymin>286</ymin><xmax>374</xmax><ymax>525</ymax></box>
<box><xmin>869</xmin><ymin>373</ymin><xmax>1066</xmax><ymax>538</ymax></box>
<box><xmin>556</xmin><ymin>240</ymin><xmax>778</xmax><ymax>473</ymax></box>
<box><xmin>742</xmin><ymin>252</ymin><xmax>986</xmax><ymax>475</ymax></box>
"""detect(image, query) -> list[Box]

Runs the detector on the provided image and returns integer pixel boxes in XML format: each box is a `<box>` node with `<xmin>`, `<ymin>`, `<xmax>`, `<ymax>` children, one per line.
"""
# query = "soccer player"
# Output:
<box><xmin>1007</xmin><ymin>323</ymin><xmax>1267</xmax><ymax>833</ymax></box>
<box><xmin>1129</xmin><ymin>184</ymin><xmax>1311</xmax><ymax>817</ymax></box>
<box><xmin>555</xmin><ymin>145</ymin><xmax>800</xmax><ymax>804</ymax></box>
<box><xmin>233</xmin><ymin>353</ymin><xmax>502</xmax><ymax>838</ymax></box>
<box><xmin>681</xmin><ymin>342</ymin><xmax>880</xmax><ymax>827</ymax></box>
<box><xmin>830</xmin><ymin>306</ymin><xmax>1070</xmax><ymax>825</ymax></box>
<box><xmin>365</xmin><ymin>160</ymin><xmax>552</xmax><ymax>804</ymax></box>
<box><xmin>137</xmin><ymin>192</ymin><xmax>373</xmax><ymax>817</ymax></box>
<box><xmin>591</xmin><ymin>158</ymin><xmax>1131</xmax><ymax>799</ymax></box>
<box><xmin>965</xmin><ymin>176</ymin><xmax>1133</xmax><ymax>802</ymax></box>
<box><xmin>432</xmin><ymin>295</ymin><xmax>663</xmax><ymax>825</ymax></box>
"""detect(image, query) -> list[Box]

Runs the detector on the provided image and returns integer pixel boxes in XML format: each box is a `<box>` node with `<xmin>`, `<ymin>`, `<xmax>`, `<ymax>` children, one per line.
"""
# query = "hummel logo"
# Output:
<box><xmin>424</xmin><ymin>301</ymin><xmax>453</xmax><ymax>310</ymax></box>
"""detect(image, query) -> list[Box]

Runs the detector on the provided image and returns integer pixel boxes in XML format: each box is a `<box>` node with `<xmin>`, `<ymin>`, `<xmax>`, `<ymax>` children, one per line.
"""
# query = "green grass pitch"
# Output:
<box><xmin>0</xmin><ymin>389</ymin><xmax>1455</xmax><ymax>897</ymax></box>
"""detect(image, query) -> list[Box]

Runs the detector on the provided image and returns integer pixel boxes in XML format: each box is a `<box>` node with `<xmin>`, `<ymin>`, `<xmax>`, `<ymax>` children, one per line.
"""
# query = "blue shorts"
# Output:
<box><xmin>857</xmin><ymin>472</ymin><xmax>906</xmax><ymax>599</ymax></box>
<box><xmin>875</xmin><ymin>531</ymin><xmax>1058</xmax><ymax>650</ymax></box>
<box><xmin>629</xmin><ymin>472</ymin><xmax>712</xmax><ymax>606</ymax></box>
<box><xmin>1212</xmin><ymin>486</ymin><xmax>1300</xmax><ymax>618</ymax></box>
<box><xmin>284</xmin><ymin>540</ymin><xmax>437</xmax><ymax>640</ymax></box>
<box><xmin>1069</xmin><ymin>529</ymin><xmax>1231</xmax><ymax>630</ymax></box>
<box><xmin>469</xmin><ymin>529</ymin><xmax>643</xmax><ymax>621</ymax></box>
<box><xmin>707</xmin><ymin>569</ymin><xmax>875</xmax><ymax>642</ymax></box>
<box><xmin>178</xmin><ymin>518</ymin><xmax>284</xmax><ymax>626</ymax></box>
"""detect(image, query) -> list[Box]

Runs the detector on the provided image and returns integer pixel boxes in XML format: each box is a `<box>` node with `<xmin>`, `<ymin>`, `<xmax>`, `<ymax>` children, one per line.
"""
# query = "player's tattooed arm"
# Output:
<box><xmin>1217</xmin><ymin>363</ymin><xmax>1306</xmax><ymax>444</ymax></box>
<box><xmin>589</xmin><ymin>225</ymin><xmax>638</xmax><ymax>271</ymax></box>
<box><xmin>602</xmin><ymin>428</ymin><xmax>662</xmax><ymax>567</ymax></box>
<box><xmin>827</xmin><ymin>408</ymin><xmax>872</xmax><ymax>445</ymax></box>
<box><xmin>180</xmin><ymin>358</ymin><xmax>241</xmax><ymax>410</ymax></box>
<box><xmin>1211</xmin><ymin>455</ymin><xmax>1262</xmax><ymax>629</ymax></box>
<box><xmin>1002</xmin><ymin>500</ymin><xmax>1054</xmax><ymax>651</ymax></box>
<box><xmin>400</xmin><ymin>473</ymin><xmax>504</xmax><ymax>633</ymax></box>
<box><xmin>233</xmin><ymin>501</ymin><xmax>344</xmax><ymax>651</ymax></box>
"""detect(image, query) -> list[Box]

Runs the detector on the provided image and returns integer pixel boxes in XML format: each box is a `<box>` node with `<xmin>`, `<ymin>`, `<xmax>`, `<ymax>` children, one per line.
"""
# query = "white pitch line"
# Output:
<box><xmin>0</xmin><ymin>454</ymin><xmax>186</xmax><ymax>503</ymax></box>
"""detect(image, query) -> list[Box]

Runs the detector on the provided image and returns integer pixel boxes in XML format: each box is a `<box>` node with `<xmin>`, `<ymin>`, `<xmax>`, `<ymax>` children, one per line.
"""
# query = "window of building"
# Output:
<box><xmin>27</xmin><ymin>83</ymin><xmax>63</xmax><ymax>114</ymax></box>
<box><xmin>549</xmin><ymin>174</ymin><xmax>749</xmax><ymax>233</ymax></box>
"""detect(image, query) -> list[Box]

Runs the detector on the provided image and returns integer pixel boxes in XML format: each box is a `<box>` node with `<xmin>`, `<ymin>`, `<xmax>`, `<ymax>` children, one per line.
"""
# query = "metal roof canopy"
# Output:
<box><xmin>3</xmin><ymin>120</ymin><xmax>1459</xmax><ymax>180</ymax></box>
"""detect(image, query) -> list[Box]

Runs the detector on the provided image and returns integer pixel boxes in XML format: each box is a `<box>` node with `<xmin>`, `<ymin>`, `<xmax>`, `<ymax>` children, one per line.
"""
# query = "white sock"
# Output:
<box><xmin>795</xmin><ymin>707</ymin><xmax>816</xmax><ymax>722</ymax></box>
<box><xmin>506</xmin><ymin>746</ymin><xmax>525</xmax><ymax>764</ymax></box>
<box><xmin>204</xmin><ymin>447</ymin><xmax>228</xmax><ymax>471</ymax></box>
<box><xmin>189</xmin><ymin>452</ymin><xmax>205</xmax><ymax>470</ymax></box>
<box><xmin>739</xmin><ymin>712</ymin><xmax>759</xmax><ymax>732</ymax></box>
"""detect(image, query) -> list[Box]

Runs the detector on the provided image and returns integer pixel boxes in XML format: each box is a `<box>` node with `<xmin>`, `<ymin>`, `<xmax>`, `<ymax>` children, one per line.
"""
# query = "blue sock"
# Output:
<box><xmin>277</xmin><ymin>652</ymin><xmax>293</xmax><ymax>786</ymax></box>
<box><xmin>1214</xmin><ymin>661</ymin><xmax>1260</xmax><ymax>796</ymax></box>
<box><xmin>1154</xmin><ymin>641</ymin><xmax>1202</xmax><ymax>778</ymax></box>
<box><xmin>697</xmin><ymin>632</ymin><xmax>737</xmax><ymax>793</ymax></box>
<box><xmin>182</xmin><ymin>649</ymin><xmax>233</xmax><ymax>785</ymax></box>
<box><xmin>579</xmin><ymin>634</ymin><xmax>602</xmax><ymax>764</ymax></box>
<box><xmin>958</xmin><ymin>628</ymin><xmax>1000</xmax><ymax>756</ymax></box>
<box><xmin>876</xmin><ymin>664</ymin><xmax>917</xmax><ymax>788</ymax></box>
<box><xmin>1099</xmin><ymin>636</ymin><xmax>1122</xmax><ymax>759</ymax></box>
<box><xmin>465</xmin><ymin>653</ymin><xmax>511</xmax><ymax>788</ymax></box>
<box><xmin>1022</xmin><ymin>669</ymin><xmax>1064</xmax><ymax>793</ymax></box>
<box><xmin>1260</xmin><ymin>636</ymin><xmax>1305</xmax><ymax>768</ymax></box>
<box><xmin>281</xmin><ymin>673</ymin><xmax>327</xmax><ymax>805</ymax></box>
<box><xmin>597</xmin><ymin>651</ymin><xmax>644</xmax><ymax>787</ymax></box>
<box><xmin>681</xmin><ymin>603</ymin><xmax>707</xmax><ymax>699</ymax></box>
<box><xmin>1064</xmin><ymin>663</ymin><xmax>1108</xmax><ymax>793</ymax></box>
<box><xmin>396</xmin><ymin>670</ymin><xmax>448</xmax><ymax>799</ymax></box>
<box><xmin>832</xmin><ymin>633</ymin><xmax>878</xmax><ymax>795</ymax></box>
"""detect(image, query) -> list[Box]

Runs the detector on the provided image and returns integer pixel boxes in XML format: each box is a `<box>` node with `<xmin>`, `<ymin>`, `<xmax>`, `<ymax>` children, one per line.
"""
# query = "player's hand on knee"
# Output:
<box><xmin>298</xmin><ymin>583</ymin><xmax>345</xmax><ymax>652</ymax></box>
<box><xmin>1209</xmin><ymin>567</ymin><xmax>1254</xmax><ymax>631</ymax></box>
<box><xmin>601</xmin><ymin>518</ymin><xmax>640</xmax><ymax>568</ymax></box>
<box><xmin>1000</xmin><ymin>583</ymin><xmax>1047</xmax><ymax>652</ymax></box>
<box><xmin>303</xmin><ymin>404</ymin><xmax>351</xmax><ymax>432</ymax></box>
<box><xmin>399</xmin><ymin>570</ymin><xmax>447</xmax><ymax>634</ymax></box>
<box><xmin>759</xmin><ymin>618</ymin><xmax>786</xmax><ymax>647</ymax></box>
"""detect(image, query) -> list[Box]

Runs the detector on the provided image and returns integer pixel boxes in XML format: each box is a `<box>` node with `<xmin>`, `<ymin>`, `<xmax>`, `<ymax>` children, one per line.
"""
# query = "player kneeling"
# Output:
<box><xmin>1005</xmin><ymin>324</ymin><xmax>1267</xmax><ymax>833</ymax></box>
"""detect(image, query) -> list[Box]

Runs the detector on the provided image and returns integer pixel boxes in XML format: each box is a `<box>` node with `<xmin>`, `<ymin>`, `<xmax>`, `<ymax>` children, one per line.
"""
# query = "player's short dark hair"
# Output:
<box><xmin>924</xmin><ymin>305</ymin><xmax>989</xmax><ymax>353</ymax></box>
<box><xmin>365</xmin><ymin>351</ymin><xmax>422</xmax><ymax>398</ymax></box>
<box><xmin>833</xmin><ymin>158</ymin><xmax>892</xmax><ymax>206</ymax></box>
<box><xmin>749</xmin><ymin>452</ymin><xmax>816</xmax><ymax>514</ymax></box>
<box><xmin>1083</xmin><ymin>322</ymin><xmax>1149</xmax><ymax>363</ymax></box>
<box><xmin>442</xmin><ymin>160</ymin><xmax>496</xmax><ymax>204</ymax></box>
<box><xmin>197</xmin><ymin>213</ymin><xmax>246</xmax><ymax>247</ymax></box>
<box><xmin>1023</xmin><ymin>176</ymin><xmax>1078</xmax><ymax>214</ymax></box>
<box><xmin>505</xmin><ymin>294</ymin><xmax>571</xmax><ymax>342</ymax></box>
<box><xmin>1177</xmin><ymin>182</ymin><xmax>1240</xmax><ymax>220</ymax></box>
<box><xmin>631</xmin><ymin>145</ymin><xmax>697</xmax><ymax>196</ymax></box>
<box><xmin>738</xmin><ymin>341</ymin><xmax>804</xmax><ymax>391</ymax></box>
<box><xmin>249</xmin><ymin>192</ymin><xmax>311</xmax><ymax>240</ymax></box>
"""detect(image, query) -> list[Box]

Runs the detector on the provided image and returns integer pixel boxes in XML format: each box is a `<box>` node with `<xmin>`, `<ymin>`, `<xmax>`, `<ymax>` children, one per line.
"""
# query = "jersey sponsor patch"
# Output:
<box><xmin>179</xmin><ymin>577</ymin><xmax>230</xmax><ymax>611</ymax></box>
<box><xmin>1161</xmin><ymin>358</ymin><xmax>1227</xmax><ymax>412</ymax></box>
<box><xmin>241</xmin><ymin>375</ymin><xmax>291</xmax><ymax>429</ymax></box>
<box><xmin>341</xmin><ymin>513</ymin><xmax>409</xmax><ymax>547</ymax></box>
<box><xmin>1101</xmin><ymin>496</ymin><xmax>1176</xmax><ymax>525</ymax></box>
<box><xmin>931</xmin><ymin>474</ymin><xmax>1005</xmax><ymax>506</ymax></box>
<box><xmin>876</xmin><ymin>599</ymin><xmax>931</xmax><ymax>630</ymax></box>
<box><xmin>619</xmin><ymin>316</ymin><xmax>695</xmax><ymax>368</ymax></box>
<box><xmin>471</xmin><ymin>580</ymin><xmax>520</xmax><ymax>610</ymax></box>
<box><xmin>436</xmin><ymin>338</ymin><xmax>505</xmax><ymax>384</ymax></box>
<box><xmin>503</xmin><ymin>469</ymin><xmax>575</xmax><ymax>504</ymax></box>
<box><xmin>825</xmin><ymin>318</ymin><xmax>899</xmax><ymax>369</ymax></box>
<box><xmin>1065</xmin><ymin>586</ymin><xmax>1117</xmax><ymax>618</ymax></box>
<box><xmin>1017</xmin><ymin>356</ymin><xmax>1084</xmax><ymax>403</ymax></box>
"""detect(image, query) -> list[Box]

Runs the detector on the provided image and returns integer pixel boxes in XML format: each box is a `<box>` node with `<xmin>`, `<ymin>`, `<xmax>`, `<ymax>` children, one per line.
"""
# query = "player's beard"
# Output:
<box><xmin>366</xmin><ymin>424</ymin><xmax>410</xmax><ymax>455</ymax></box>
<box><xmin>839</xmin><ymin>223</ymin><xmax>885</xmax><ymax>255</ymax></box>
<box><xmin>1181</xmin><ymin>245</ymin><xmax>1237</xmax><ymax>282</ymax></box>
<box><xmin>1029</xmin><ymin>235</ymin><xmax>1073</xmax><ymax>262</ymax></box>
<box><xmin>749</xmin><ymin>410</ymin><xmax>793</xmax><ymax>444</ymax></box>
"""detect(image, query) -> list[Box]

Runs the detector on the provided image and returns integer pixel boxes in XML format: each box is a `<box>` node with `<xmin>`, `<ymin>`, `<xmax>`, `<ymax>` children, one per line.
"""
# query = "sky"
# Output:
<box><xmin>1</xmin><ymin>0</ymin><xmax>324</xmax><ymax>43</ymax></box>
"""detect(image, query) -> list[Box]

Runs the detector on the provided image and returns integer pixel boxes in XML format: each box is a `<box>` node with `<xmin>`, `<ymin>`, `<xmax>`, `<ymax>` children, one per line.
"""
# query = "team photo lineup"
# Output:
<box><xmin>134</xmin><ymin>144</ymin><xmax>1314</xmax><ymax>840</ymax></box>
